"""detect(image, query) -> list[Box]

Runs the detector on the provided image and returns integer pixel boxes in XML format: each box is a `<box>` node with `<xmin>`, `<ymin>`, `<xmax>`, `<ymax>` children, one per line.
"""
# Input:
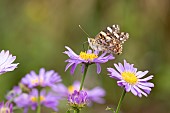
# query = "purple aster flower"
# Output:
<box><xmin>6</xmin><ymin>86</ymin><xmax>22</xmax><ymax>101</ymax></box>
<box><xmin>14</xmin><ymin>93</ymin><xmax>30</xmax><ymax>113</ymax></box>
<box><xmin>68</xmin><ymin>90</ymin><xmax>88</xmax><ymax>110</ymax></box>
<box><xmin>64</xmin><ymin>46</ymin><xmax>114</xmax><ymax>75</ymax></box>
<box><xmin>21</xmin><ymin>68</ymin><xmax>62</xmax><ymax>88</ymax></box>
<box><xmin>0</xmin><ymin>50</ymin><xmax>19</xmax><ymax>75</ymax></box>
<box><xmin>40</xmin><ymin>90</ymin><xmax>60</xmax><ymax>111</ymax></box>
<box><xmin>87</xmin><ymin>87</ymin><xmax>105</xmax><ymax>105</ymax></box>
<box><xmin>14</xmin><ymin>89</ymin><xmax>60</xmax><ymax>112</ymax></box>
<box><xmin>0</xmin><ymin>101</ymin><xmax>13</xmax><ymax>113</ymax></box>
<box><xmin>52</xmin><ymin>81</ymin><xmax>105</xmax><ymax>105</ymax></box>
<box><xmin>51</xmin><ymin>83</ymin><xmax>68</xmax><ymax>97</ymax></box>
<box><xmin>107</xmin><ymin>60</ymin><xmax>154</xmax><ymax>97</ymax></box>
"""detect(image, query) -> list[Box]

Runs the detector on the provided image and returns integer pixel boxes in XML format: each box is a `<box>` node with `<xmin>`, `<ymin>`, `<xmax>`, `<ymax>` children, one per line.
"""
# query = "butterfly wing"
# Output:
<box><xmin>102</xmin><ymin>32</ymin><xmax>129</xmax><ymax>54</ymax></box>
<box><xmin>89</xmin><ymin>25</ymin><xmax>129</xmax><ymax>54</ymax></box>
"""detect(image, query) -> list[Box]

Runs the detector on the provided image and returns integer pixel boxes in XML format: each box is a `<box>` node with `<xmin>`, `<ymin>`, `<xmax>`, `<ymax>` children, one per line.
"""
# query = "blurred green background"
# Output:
<box><xmin>0</xmin><ymin>0</ymin><xmax>169</xmax><ymax>113</ymax></box>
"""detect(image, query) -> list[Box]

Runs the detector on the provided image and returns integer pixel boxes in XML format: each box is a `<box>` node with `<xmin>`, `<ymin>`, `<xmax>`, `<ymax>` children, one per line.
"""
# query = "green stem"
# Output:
<box><xmin>74</xmin><ymin>109</ymin><xmax>80</xmax><ymax>113</ymax></box>
<box><xmin>79</xmin><ymin>64</ymin><xmax>89</xmax><ymax>91</ymax></box>
<box><xmin>37</xmin><ymin>91</ymin><xmax>41</xmax><ymax>113</ymax></box>
<box><xmin>115</xmin><ymin>89</ymin><xmax>126</xmax><ymax>113</ymax></box>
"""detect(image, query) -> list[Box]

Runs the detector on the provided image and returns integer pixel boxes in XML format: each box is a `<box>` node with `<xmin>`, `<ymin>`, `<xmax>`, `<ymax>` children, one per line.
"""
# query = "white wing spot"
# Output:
<box><xmin>100</xmin><ymin>31</ymin><xmax>107</xmax><ymax>36</ymax></box>
<box><xmin>114</xmin><ymin>33</ymin><xmax>119</xmax><ymax>38</ymax></box>
<box><xmin>106</xmin><ymin>36</ymin><xmax>111</xmax><ymax>40</ymax></box>
<box><xmin>107</xmin><ymin>27</ymin><xmax>112</xmax><ymax>33</ymax></box>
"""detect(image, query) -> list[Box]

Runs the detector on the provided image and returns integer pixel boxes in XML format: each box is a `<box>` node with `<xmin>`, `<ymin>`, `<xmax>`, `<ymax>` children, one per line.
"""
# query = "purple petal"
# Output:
<box><xmin>114</xmin><ymin>63</ymin><xmax>123</xmax><ymax>73</ymax></box>
<box><xmin>136</xmin><ymin>71</ymin><xmax>149</xmax><ymax>78</ymax></box>
<box><xmin>138</xmin><ymin>75</ymin><xmax>154</xmax><ymax>81</ymax></box>
<box><xmin>65</xmin><ymin>46</ymin><xmax>78</xmax><ymax>57</ymax></box>
<box><xmin>137</xmin><ymin>84</ymin><xmax>151</xmax><ymax>91</ymax></box>
<box><xmin>81</xmin><ymin>64</ymin><xmax>85</xmax><ymax>73</ymax></box>
<box><xmin>130</xmin><ymin>86</ymin><xmax>138</xmax><ymax>96</ymax></box>
<box><xmin>107</xmin><ymin>68</ymin><xmax>121</xmax><ymax>80</ymax></box>
<box><xmin>125</xmin><ymin>83</ymin><xmax>131</xmax><ymax>92</ymax></box>
<box><xmin>94</xmin><ymin>50</ymin><xmax>99</xmax><ymax>55</ymax></box>
<box><xmin>70</xmin><ymin>63</ymin><xmax>78</xmax><ymax>75</ymax></box>
<box><xmin>87</xmin><ymin>50</ymin><xmax>92</xmax><ymax>53</ymax></box>
<box><xmin>65</xmin><ymin>62</ymin><xmax>74</xmax><ymax>71</ymax></box>
<box><xmin>133</xmin><ymin>85</ymin><xmax>147</xmax><ymax>97</ymax></box>
<box><xmin>138</xmin><ymin>82</ymin><xmax>154</xmax><ymax>87</ymax></box>
<box><xmin>118</xmin><ymin>63</ymin><xmax>125</xmax><ymax>72</ymax></box>
<box><xmin>96</xmin><ymin>63</ymin><xmax>101</xmax><ymax>74</ymax></box>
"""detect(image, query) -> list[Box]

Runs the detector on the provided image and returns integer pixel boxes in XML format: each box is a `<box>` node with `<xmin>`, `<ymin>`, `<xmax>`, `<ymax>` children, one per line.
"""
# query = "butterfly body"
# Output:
<box><xmin>88</xmin><ymin>25</ymin><xmax>129</xmax><ymax>55</ymax></box>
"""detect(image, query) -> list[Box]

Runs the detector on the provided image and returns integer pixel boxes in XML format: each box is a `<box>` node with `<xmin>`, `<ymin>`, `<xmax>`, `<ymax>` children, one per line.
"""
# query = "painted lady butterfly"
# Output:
<box><xmin>88</xmin><ymin>25</ymin><xmax>129</xmax><ymax>54</ymax></box>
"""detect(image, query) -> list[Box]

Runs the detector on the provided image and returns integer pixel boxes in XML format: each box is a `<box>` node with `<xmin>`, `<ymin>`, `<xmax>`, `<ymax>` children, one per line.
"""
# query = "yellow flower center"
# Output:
<box><xmin>30</xmin><ymin>96</ymin><xmax>45</xmax><ymax>102</ymax></box>
<box><xmin>40</xmin><ymin>96</ymin><xmax>45</xmax><ymax>101</ymax></box>
<box><xmin>31</xmin><ymin>77</ymin><xmax>44</xmax><ymax>86</ymax></box>
<box><xmin>122</xmin><ymin>72</ymin><xmax>138</xmax><ymax>85</ymax></box>
<box><xmin>30</xmin><ymin>96</ymin><xmax>37</xmax><ymax>102</ymax></box>
<box><xmin>31</xmin><ymin>78</ymin><xmax>39</xmax><ymax>85</ymax></box>
<box><xmin>68</xmin><ymin>85</ymin><xmax>75</xmax><ymax>94</ymax></box>
<box><xmin>0</xmin><ymin>107</ymin><xmax>10</xmax><ymax>113</ymax></box>
<box><xmin>79</xmin><ymin>51</ymin><xmax>98</xmax><ymax>61</ymax></box>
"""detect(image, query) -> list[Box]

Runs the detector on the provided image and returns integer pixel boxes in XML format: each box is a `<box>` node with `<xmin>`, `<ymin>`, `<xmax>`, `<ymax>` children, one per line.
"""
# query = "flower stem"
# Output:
<box><xmin>37</xmin><ymin>91</ymin><xmax>41</xmax><ymax>113</ymax></box>
<box><xmin>74</xmin><ymin>109</ymin><xmax>80</xmax><ymax>113</ymax></box>
<box><xmin>79</xmin><ymin>64</ymin><xmax>89</xmax><ymax>91</ymax></box>
<box><xmin>115</xmin><ymin>89</ymin><xmax>126</xmax><ymax>113</ymax></box>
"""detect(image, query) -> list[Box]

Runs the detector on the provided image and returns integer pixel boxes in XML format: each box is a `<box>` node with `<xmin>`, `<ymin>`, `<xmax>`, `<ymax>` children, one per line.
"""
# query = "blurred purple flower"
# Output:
<box><xmin>14</xmin><ymin>89</ymin><xmax>60</xmax><ymax>112</ymax></box>
<box><xmin>64</xmin><ymin>46</ymin><xmax>114</xmax><ymax>75</ymax></box>
<box><xmin>40</xmin><ymin>90</ymin><xmax>60</xmax><ymax>111</ymax></box>
<box><xmin>14</xmin><ymin>93</ymin><xmax>30</xmax><ymax>113</ymax></box>
<box><xmin>87</xmin><ymin>87</ymin><xmax>105</xmax><ymax>105</ymax></box>
<box><xmin>52</xmin><ymin>81</ymin><xmax>105</xmax><ymax>105</ymax></box>
<box><xmin>0</xmin><ymin>101</ymin><xmax>13</xmax><ymax>113</ymax></box>
<box><xmin>6</xmin><ymin>86</ymin><xmax>22</xmax><ymax>101</ymax></box>
<box><xmin>68</xmin><ymin>90</ymin><xmax>88</xmax><ymax>109</ymax></box>
<box><xmin>21</xmin><ymin>68</ymin><xmax>62</xmax><ymax>88</ymax></box>
<box><xmin>107</xmin><ymin>60</ymin><xmax>154</xmax><ymax>97</ymax></box>
<box><xmin>0</xmin><ymin>50</ymin><xmax>19</xmax><ymax>75</ymax></box>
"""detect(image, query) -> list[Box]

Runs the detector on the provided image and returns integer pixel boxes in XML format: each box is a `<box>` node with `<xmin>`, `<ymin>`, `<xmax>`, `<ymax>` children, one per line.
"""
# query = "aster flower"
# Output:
<box><xmin>14</xmin><ymin>89</ymin><xmax>60</xmax><ymax>112</ymax></box>
<box><xmin>6</xmin><ymin>86</ymin><xmax>22</xmax><ymax>101</ymax></box>
<box><xmin>14</xmin><ymin>93</ymin><xmax>30</xmax><ymax>113</ymax></box>
<box><xmin>0</xmin><ymin>101</ymin><xmax>13</xmax><ymax>113</ymax></box>
<box><xmin>64</xmin><ymin>46</ymin><xmax>114</xmax><ymax>75</ymax></box>
<box><xmin>107</xmin><ymin>60</ymin><xmax>154</xmax><ymax>97</ymax></box>
<box><xmin>87</xmin><ymin>87</ymin><xmax>105</xmax><ymax>105</ymax></box>
<box><xmin>21</xmin><ymin>68</ymin><xmax>62</xmax><ymax>88</ymax></box>
<box><xmin>40</xmin><ymin>90</ymin><xmax>60</xmax><ymax>111</ymax></box>
<box><xmin>68</xmin><ymin>90</ymin><xmax>88</xmax><ymax>110</ymax></box>
<box><xmin>52</xmin><ymin>81</ymin><xmax>105</xmax><ymax>105</ymax></box>
<box><xmin>0</xmin><ymin>50</ymin><xmax>19</xmax><ymax>75</ymax></box>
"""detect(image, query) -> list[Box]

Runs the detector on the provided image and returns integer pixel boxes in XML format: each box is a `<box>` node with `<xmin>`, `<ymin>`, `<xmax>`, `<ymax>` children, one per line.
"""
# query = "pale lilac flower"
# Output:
<box><xmin>6</xmin><ymin>86</ymin><xmax>22</xmax><ymax>101</ymax></box>
<box><xmin>107</xmin><ymin>60</ymin><xmax>154</xmax><ymax>97</ymax></box>
<box><xmin>40</xmin><ymin>90</ymin><xmax>60</xmax><ymax>111</ymax></box>
<box><xmin>68</xmin><ymin>90</ymin><xmax>88</xmax><ymax>109</ymax></box>
<box><xmin>21</xmin><ymin>68</ymin><xmax>62</xmax><ymax>88</ymax></box>
<box><xmin>52</xmin><ymin>81</ymin><xmax>105</xmax><ymax>105</ymax></box>
<box><xmin>0</xmin><ymin>101</ymin><xmax>13</xmax><ymax>113</ymax></box>
<box><xmin>14</xmin><ymin>93</ymin><xmax>30</xmax><ymax>113</ymax></box>
<box><xmin>87</xmin><ymin>87</ymin><xmax>105</xmax><ymax>105</ymax></box>
<box><xmin>0</xmin><ymin>50</ymin><xmax>19</xmax><ymax>75</ymax></box>
<box><xmin>14</xmin><ymin>89</ymin><xmax>60</xmax><ymax>112</ymax></box>
<box><xmin>64</xmin><ymin>46</ymin><xmax>114</xmax><ymax>75</ymax></box>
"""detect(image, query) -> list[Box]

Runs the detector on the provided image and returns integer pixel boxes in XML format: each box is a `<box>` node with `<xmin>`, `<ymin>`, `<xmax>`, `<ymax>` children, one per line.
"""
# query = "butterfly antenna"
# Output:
<box><xmin>79</xmin><ymin>25</ymin><xmax>91</xmax><ymax>38</ymax></box>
